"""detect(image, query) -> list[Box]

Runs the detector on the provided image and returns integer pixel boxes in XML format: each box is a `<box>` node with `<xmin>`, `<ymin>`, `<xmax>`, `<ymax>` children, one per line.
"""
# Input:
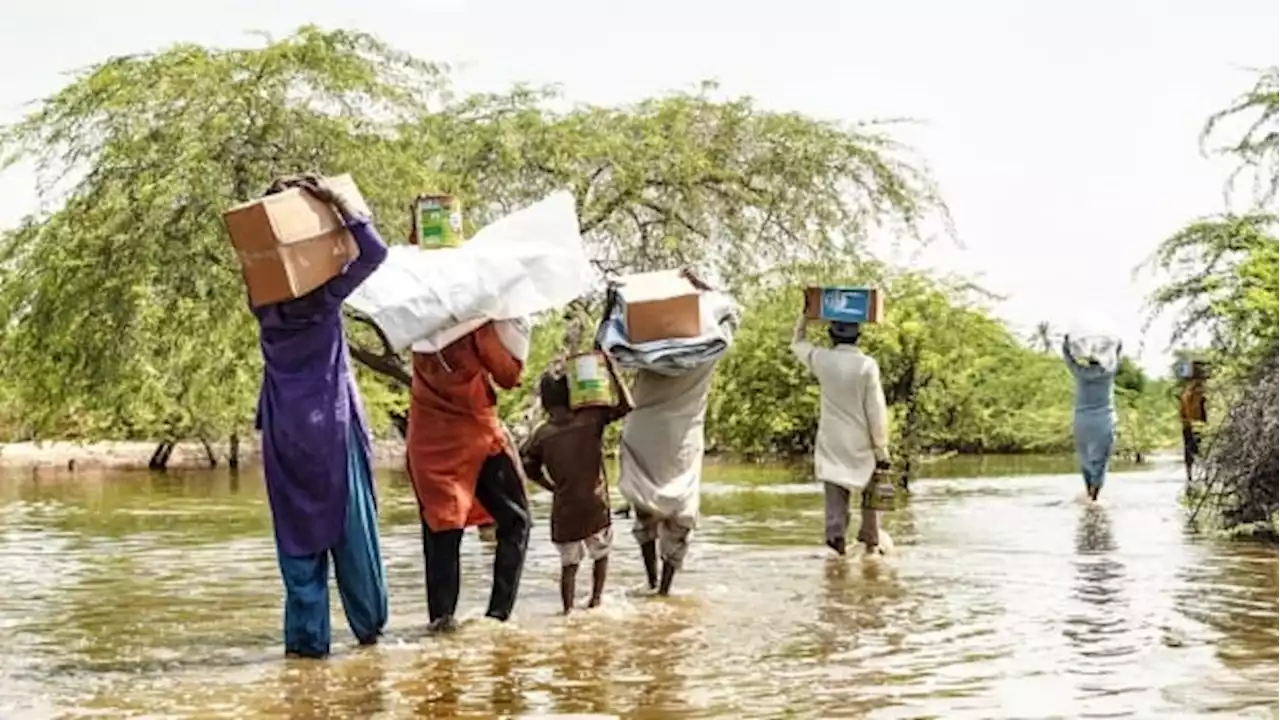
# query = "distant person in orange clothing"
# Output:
<box><xmin>1179</xmin><ymin>362</ymin><xmax>1209</xmax><ymax>484</ymax></box>
<box><xmin>405</xmin><ymin>318</ymin><xmax>532</xmax><ymax>633</ymax></box>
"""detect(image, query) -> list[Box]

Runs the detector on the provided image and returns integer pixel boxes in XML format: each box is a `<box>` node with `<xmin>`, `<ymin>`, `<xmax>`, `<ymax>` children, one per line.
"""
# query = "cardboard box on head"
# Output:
<box><xmin>803</xmin><ymin>286</ymin><xmax>884</xmax><ymax>324</ymax></box>
<box><xmin>1177</xmin><ymin>359</ymin><xmax>1211</xmax><ymax>380</ymax></box>
<box><xmin>614</xmin><ymin>268</ymin><xmax>711</xmax><ymax>344</ymax></box>
<box><xmin>222</xmin><ymin>174</ymin><xmax>370</xmax><ymax>308</ymax></box>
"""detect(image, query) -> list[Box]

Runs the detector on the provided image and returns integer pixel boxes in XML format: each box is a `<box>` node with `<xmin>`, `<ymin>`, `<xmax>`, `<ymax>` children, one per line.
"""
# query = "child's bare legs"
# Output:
<box><xmin>559</xmin><ymin>563</ymin><xmax>578</xmax><ymax>614</ymax></box>
<box><xmin>589</xmin><ymin>556</ymin><xmax>608</xmax><ymax>607</ymax></box>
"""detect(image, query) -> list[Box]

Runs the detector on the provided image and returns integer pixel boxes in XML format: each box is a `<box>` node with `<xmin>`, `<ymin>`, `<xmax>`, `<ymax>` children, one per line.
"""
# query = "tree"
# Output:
<box><xmin>1030</xmin><ymin>321</ymin><xmax>1056</xmax><ymax>354</ymax></box>
<box><xmin>1143</xmin><ymin>213</ymin><xmax>1278</xmax><ymax>378</ymax></box>
<box><xmin>1203</xmin><ymin>65</ymin><xmax>1280</xmax><ymax>206</ymax></box>
<box><xmin>0</xmin><ymin>27</ymin><xmax>446</xmax><ymax>454</ymax></box>
<box><xmin>1145</xmin><ymin>67</ymin><xmax>1280</xmax><ymax>539</ymax></box>
<box><xmin>0</xmin><ymin>27</ymin><xmax>947</xmax><ymax>453</ymax></box>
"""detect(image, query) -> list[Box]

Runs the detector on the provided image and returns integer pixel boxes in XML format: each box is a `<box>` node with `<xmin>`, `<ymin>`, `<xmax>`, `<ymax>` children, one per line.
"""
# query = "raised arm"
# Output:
<box><xmin>323</xmin><ymin>218</ymin><xmax>389</xmax><ymax>305</ymax></box>
<box><xmin>475</xmin><ymin>321</ymin><xmax>524</xmax><ymax>390</ymax></box>
<box><xmin>790</xmin><ymin>312</ymin><xmax>816</xmax><ymax>372</ymax></box>
<box><xmin>601</xmin><ymin>351</ymin><xmax>635</xmax><ymax>423</ymax></box>
<box><xmin>1060</xmin><ymin>334</ymin><xmax>1083</xmax><ymax>377</ymax></box>
<box><xmin>863</xmin><ymin>360</ymin><xmax>891</xmax><ymax>465</ymax></box>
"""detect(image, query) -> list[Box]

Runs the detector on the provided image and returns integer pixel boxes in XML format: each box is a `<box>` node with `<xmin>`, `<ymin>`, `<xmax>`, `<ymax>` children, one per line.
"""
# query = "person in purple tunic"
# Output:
<box><xmin>251</xmin><ymin>175</ymin><xmax>390</xmax><ymax>659</ymax></box>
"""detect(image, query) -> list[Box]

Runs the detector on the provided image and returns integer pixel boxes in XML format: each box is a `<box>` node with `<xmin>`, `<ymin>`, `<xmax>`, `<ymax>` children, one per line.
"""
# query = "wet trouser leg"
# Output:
<box><xmin>1181</xmin><ymin>424</ymin><xmax>1199</xmax><ymax>481</ymax></box>
<box><xmin>823</xmin><ymin>482</ymin><xmax>851</xmax><ymax>546</ymax></box>
<box><xmin>631</xmin><ymin>510</ymin><xmax>692</xmax><ymax>569</ymax></box>
<box><xmin>421</xmin><ymin>522</ymin><xmax>463</xmax><ymax>623</ymax></box>
<box><xmin>474</xmin><ymin>453</ymin><xmax>531</xmax><ymax>620</ymax></box>
<box><xmin>276</xmin><ymin>431</ymin><xmax>389</xmax><ymax>657</ymax></box>
<box><xmin>277</xmin><ymin>549</ymin><xmax>331</xmax><ymax>658</ymax></box>
<box><xmin>331</xmin><ymin>434</ymin><xmax>389</xmax><ymax>644</ymax></box>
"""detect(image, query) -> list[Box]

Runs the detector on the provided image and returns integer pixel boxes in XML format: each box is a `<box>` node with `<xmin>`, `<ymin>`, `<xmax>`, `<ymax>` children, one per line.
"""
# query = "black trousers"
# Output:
<box><xmin>421</xmin><ymin>453</ymin><xmax>531</xmax><ymax>622</ymax></box>
<box><xmin>1182</xmin><ymin>424</ymin><xmax>1200</xmax><ymax>467</ymax></box>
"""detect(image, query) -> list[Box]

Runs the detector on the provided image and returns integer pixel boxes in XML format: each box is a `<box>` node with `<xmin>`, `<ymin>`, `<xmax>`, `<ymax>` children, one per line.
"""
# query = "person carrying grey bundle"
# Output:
<box><xmin>1062</xmin><ymin>334</ymin><xmax>1121</xmax><ymax>502</ymax></box>
<box><xmin>790</xmin><ymin>313</ymin><xmax>893</xmax><ymax>556</ymax></box>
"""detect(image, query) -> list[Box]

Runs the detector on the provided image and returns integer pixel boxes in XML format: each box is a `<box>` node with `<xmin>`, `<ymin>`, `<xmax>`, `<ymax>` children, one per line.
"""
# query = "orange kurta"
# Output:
<box><xmin>406</xmin><ymin>322</ymin><xmax>525</xmax><ymax>532</ymax></box>
<box><xmin>1179</xmin><ymin>381</ymin><xmax>1207</xmax><ymax>424</ymax></box>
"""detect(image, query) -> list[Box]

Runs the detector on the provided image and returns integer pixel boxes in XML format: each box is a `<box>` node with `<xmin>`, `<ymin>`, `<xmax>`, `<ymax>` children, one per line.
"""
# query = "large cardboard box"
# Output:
<box><xmin>803</xmin><ymin>286</ymin><xmax>884</xmax><ymax>324</ymax></box>
<box><xmin>616</xmin><ymin>269</ymin><xmax>708</xmax><ymax>343</ymax></box>
<box><xmin>223</xmin><ymin>174</ymin><xmax>370</xmax><ymax>308</ymax></box>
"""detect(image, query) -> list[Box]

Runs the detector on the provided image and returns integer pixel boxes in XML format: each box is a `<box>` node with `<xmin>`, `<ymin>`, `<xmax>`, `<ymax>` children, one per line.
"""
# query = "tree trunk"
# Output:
<box><xmin>346</xmin><ymin>314</ymin><xmax>412</xmax><ymax>388</ymax></box>
<box><xmin>901</xmin><ymin>394</ymin><xmax>919</xmax><ymax>494</ymax></box>
<box><xmin>345</xmin><ymin>313</ymin><xmax>414</xmax><ymax>431</ymax></box>
<box><xmin>897</xmin><ymin>350</ymin><xmax>923</xmax><ymax>495</ymax></box>
<box><xmin>228</xmin><ymin>433</ymin><xmax>240</xmax><ymax>469</ymax></box>
<box><xmin>199</xmin><ymin>435</ymin><xmax>218</xmax><ymax>469</ymax></box>
<box><xmin>389</xmin><ymin>411</ymin><xmax>408</xmax><ymax>439</ymax></box>
<box><xmin>148</xmin><ymin>441</ymin><xmax>175</xmax><ymax>471</ymax></box>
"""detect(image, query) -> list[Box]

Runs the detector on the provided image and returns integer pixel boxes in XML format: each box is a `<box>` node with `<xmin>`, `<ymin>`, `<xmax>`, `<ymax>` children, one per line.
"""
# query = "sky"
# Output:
<box><xmin>1</xmin><ymin>0</ymin><xmax>1276</xmax><ymax>375</ymax></box>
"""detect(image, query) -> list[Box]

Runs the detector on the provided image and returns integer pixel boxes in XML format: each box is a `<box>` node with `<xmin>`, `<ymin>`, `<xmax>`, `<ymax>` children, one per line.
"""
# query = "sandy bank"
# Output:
<box><xmin>0</xmin><ymin>438</ymin><xmax>409</xmax><ymax>472</ymax></box>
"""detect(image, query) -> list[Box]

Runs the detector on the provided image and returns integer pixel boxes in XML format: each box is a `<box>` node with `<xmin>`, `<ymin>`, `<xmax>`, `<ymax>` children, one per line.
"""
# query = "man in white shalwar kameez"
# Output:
<box><xmin>790</xmin><ymin>313</ymin><xmax>892</xmax><ymax>555</ymax></box>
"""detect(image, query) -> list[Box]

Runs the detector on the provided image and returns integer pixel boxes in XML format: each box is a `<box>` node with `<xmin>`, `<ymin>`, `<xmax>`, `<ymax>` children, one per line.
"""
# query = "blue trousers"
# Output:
<box><xmin>275</xmin><ymin>431</ymin><xmax>388</xmax><ymax>657</ymax></box>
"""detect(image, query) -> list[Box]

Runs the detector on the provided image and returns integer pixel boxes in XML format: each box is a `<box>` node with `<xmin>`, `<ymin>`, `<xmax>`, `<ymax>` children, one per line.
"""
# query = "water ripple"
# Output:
<box><xmin>0</xmin><ymin>462</ymin><xmax>1275</xmax><ymax>719</ymax></box>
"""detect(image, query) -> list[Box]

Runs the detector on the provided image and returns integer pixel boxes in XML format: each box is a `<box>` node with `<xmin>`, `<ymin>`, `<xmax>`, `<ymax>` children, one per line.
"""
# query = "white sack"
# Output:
<box><xmin>345</xmin><ymin>191</ymin><xmax>594</xmax><ymax>351</ymax></box>
<box><xmin>1067</xmin><ymin>334</ymin><xmax>1121</xmax><ymax>373</ymax></box>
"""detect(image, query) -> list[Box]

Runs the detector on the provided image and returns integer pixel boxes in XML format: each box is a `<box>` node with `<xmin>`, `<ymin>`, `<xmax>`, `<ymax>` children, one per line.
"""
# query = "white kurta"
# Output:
<box><xmin>791</xmin><ymin>339</ymin><xmax>891</xmax><ymax>491</ymax></box>
<box><xmin>617</xmin><ymin>363</ymin><xmax>718</xmax><ymax>526</ymax></box>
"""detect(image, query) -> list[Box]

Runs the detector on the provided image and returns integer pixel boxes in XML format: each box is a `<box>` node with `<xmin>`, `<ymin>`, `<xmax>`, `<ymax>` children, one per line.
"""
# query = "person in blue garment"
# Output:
<box><xmin>1061</xmin><ymin>333</ymin><xmax>1121</xmax><ymax>502</ymax></box>
<box><xmin>252</xmin><ymin>174</ymin><xmax>390</xmax><ymax>658</ymax></box>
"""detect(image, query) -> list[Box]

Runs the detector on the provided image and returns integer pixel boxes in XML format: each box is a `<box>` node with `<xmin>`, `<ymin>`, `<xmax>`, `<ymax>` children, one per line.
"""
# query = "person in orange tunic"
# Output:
<box><xmin>406</xmin><ymin>319</ymin><xmax>532</xmax><ymax>633</ymax></box>
<box><xmin>1178</xmin><ymin>364</ymin><xmax>1209</xmax><ymax>484</ymax></box>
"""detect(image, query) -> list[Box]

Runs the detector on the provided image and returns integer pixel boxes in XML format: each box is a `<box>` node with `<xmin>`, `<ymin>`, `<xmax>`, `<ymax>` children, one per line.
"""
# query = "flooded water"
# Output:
<box><xmin>0</xmin><ymin>455</ymin><xmax>1276</xmax><ymax>719</ymax></box>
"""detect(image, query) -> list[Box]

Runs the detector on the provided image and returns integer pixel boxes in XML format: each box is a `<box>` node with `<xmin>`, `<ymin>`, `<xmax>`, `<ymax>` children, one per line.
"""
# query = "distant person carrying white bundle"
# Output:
<box><xmin>790</xmin><ymin>313</ymin><xmax>892</xmax><ymax>557</ymax></box>
<box><xmin>1062</xmin><ymin>333</ymin><xmax>1121</xmax><ymax>502</ymax></box>
<box><xmin>598</xmin><ymin>270</ymin><xmax>738</xmax><ymax>595</ymax></box>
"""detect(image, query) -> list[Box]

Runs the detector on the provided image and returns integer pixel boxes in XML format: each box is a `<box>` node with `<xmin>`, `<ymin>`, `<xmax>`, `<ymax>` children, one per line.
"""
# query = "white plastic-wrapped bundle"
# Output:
<box><xmin>344</xmin><ymin>191</ymin><xmax>594</xmax><ymax>352</ymax></box>
<box><xmin>1067</xmin><ymin>334</ymin><xmax>1121</xmax><ymax>372</ymax></box>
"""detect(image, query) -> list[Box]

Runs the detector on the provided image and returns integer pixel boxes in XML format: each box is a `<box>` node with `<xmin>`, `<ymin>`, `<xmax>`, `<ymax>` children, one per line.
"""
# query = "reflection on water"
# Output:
<box><xmin>1065</xmin><ymin>505</ymin><xmax>1138</xmax><ymax>715</ymax></box>
<box><xmin>0</xmin><ymin>459</ymin><xmax>1276</xmax><ymax>719</ymax></box>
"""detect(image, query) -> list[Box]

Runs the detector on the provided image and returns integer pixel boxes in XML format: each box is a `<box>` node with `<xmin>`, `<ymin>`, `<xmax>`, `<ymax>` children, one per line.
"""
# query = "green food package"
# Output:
<box><xmin>568</xmin><ymin>352</ymin><xmax>615</xmax><ymax>409</ymax></box>
<box><xmin>415</xmin><ymin>194</ymin><xmax>463</xmax><ymax>249</ymax></box>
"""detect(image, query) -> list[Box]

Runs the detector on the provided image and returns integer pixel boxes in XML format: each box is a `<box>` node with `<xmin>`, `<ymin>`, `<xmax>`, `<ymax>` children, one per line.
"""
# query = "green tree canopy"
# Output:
<box><xmin>0</xmin><ymin>26</ymin><xmax>946</xmax><ymax>447</ymax></box>
<box><xmin>0</xmin><ymin>26</ymin><xmax>1183</xmax><ymax>470</ymax></box>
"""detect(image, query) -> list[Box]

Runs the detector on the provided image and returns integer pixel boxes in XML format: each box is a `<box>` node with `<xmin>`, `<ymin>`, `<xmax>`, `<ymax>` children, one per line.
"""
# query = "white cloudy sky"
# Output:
<box><xmin>1</xmin><ymin>0</ymin><xmax>1275</xmax><ymax>374</ymax></box>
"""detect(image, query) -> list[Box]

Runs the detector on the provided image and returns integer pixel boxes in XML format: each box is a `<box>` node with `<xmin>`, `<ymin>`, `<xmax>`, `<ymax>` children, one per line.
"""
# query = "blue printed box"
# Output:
<box><xmin>1176</xmin><ymin>359</ymin><xmax>1208</xmax><ymax>380</ymax></box>
<box><xmin>803</xmin><ymin>286</ymin><xmax>884</xmax><ymax>324</ymax></box>
<box><xmin>1176</xmin><ymin>360</ymin><xmax>1192</xmax><ymax>379</ymax></box>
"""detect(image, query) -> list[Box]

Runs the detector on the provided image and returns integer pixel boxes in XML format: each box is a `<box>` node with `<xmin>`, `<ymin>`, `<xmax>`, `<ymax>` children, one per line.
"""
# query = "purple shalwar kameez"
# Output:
<box><xmin>252</xmin><ymin>217</ymin><xmax>390</xmax><ymax>657</ymax></box>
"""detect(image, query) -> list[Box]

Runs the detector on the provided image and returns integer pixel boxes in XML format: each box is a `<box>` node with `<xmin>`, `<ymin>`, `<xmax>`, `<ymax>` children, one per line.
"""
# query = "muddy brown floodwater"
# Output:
<box><xmin>0</xmin><ymin>455</ymin><xmax>1276</xmax><ymax>719</ymax></box>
